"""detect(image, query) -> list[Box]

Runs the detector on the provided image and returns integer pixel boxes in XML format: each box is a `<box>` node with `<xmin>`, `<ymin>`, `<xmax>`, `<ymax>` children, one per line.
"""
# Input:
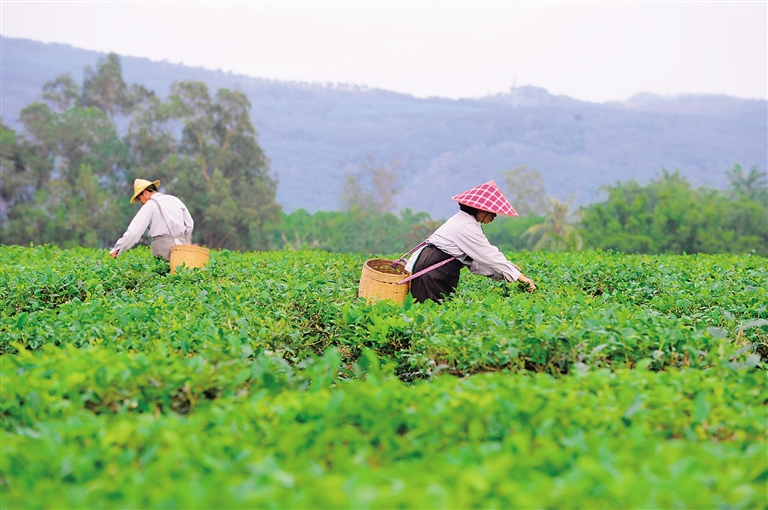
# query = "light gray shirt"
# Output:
<box><xmin>405</xmin><ymin>210</ymin><xmax>521</xmax><ymax>281</ymax></box>
<box><xmin>112</xmin><ymin>193</ymin><xmax>194</xmax><ymax>256</ymax></box>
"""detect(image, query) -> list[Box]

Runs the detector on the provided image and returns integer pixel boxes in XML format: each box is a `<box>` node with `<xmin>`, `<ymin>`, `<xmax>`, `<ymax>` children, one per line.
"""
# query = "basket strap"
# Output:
<box><xmin>152</xmin><ymin>196</ymin><xmax>187</xmax><ymax>245</ymax></box>
<box><xmin>396</xmin><ymin>257</ymin><xmax>454</xmax><ymax>285</ymax></box>
<box><xmin>392</xmin><ymin>241</ymin><xmax>428</xmax><ymax>269</ymax></box>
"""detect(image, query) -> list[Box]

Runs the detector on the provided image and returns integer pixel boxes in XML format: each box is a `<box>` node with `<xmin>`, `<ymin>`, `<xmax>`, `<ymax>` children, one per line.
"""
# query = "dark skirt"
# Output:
<box><xmin>410</xmin><ymin>245</ymin><xmax>463</xmax><ymax>304</ymax></box>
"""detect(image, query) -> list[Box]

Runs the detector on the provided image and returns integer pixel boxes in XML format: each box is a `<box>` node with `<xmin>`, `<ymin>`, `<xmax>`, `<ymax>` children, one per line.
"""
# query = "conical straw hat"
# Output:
<box><xmin>130</xmin><ymin>178</ymin><xmax>161</xmax><ymax>203</ymax></box>
<box><xmin>452</xmin><ymin>180</ymin><xmax>518</xmax><ymax>216</ymax></box>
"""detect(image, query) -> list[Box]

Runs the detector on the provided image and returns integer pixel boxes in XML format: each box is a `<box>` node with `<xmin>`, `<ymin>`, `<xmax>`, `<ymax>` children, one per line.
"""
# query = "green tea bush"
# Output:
<box><xmin>3</xmin><ymin>246</ymin><xmax>766</xmax><ymax>375</ymax></box>
<box><xmin>1</xmin><ymin>245</ymin><xmax>766</xmax><ymax>508</ymax></box>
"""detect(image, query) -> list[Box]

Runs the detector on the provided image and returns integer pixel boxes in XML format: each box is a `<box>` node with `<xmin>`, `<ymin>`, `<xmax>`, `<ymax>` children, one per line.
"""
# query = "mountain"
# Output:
<box><xmin>2</xmin><ymin>36</ymin><xmax>766</xmax><ymax>219</ymax></box>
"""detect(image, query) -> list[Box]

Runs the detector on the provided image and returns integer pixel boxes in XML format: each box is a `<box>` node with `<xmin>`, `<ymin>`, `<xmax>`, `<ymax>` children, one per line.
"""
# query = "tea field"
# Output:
<box><xmin>1</xmin><ymin>245</ymin><xmax>766</xmax><ymax>508</ymax></box>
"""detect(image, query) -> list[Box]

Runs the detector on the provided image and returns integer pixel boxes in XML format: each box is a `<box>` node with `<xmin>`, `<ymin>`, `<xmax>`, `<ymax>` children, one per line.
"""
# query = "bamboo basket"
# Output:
<box><xmin>170</xmin><ymin>245</ymin><xmax>210</xmax><ymax>274</ymax></box>
<box><xmin>358</xmin><ymin>258</ymin><xmax>411</xmax><ymax>303</ymax></box>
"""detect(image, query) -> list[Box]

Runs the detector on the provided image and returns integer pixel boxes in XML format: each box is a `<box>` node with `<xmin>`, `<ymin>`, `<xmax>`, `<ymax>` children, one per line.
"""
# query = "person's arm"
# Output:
<box><xmin>455</xmin><ymin>225</ymin><xmax>520</xmax><ymax>278</ymax></box>
<box><xmin>467</xmin><ymin>260</ymin><xmax>501</xmax><ymax>279</ymax></box>
<box><xmin>110</xmin><ymin>203</ymin><xmax>153</xmax><ymax>258</ymax></box>
<box><xmin>455</xmin><ymin>224</ymin><xmax>536</xmax><ymax>292</ymax></box>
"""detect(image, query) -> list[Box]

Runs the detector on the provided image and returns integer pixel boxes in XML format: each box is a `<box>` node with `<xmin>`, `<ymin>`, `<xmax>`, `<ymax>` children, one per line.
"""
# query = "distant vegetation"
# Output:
<box><xmin>1</xmin><ymin>53</ymin><xmax>766</xmax><ymax>256</ymax></box>
<box><xmin>579</xmin><ymin>166</ymin><xmax>767</xmax><ymax>255</ymax></box>
<box><xmin>269</xmin><ymin>165</ymin><xmax>767</xmax><ymax>257</ymax></box>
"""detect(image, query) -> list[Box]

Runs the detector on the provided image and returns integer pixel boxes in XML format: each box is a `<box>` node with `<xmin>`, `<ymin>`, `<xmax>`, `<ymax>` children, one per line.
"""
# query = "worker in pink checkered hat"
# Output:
<box><xmin>404</xmin><ymin>180</ymin><xmax>536</xmax><ymax>303</ymax></box>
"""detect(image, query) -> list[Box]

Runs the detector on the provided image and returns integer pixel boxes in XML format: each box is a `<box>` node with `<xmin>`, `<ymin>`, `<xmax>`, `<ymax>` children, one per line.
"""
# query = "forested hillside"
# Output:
<box><xmin>2</xmin><ymin>36</ymin><xmax>765</xmax><ymax>218</ymax></box>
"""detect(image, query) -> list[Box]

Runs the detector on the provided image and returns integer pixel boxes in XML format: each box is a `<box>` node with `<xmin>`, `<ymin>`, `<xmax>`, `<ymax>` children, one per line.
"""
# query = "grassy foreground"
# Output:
<box><xmin>1</xmin><ymin>245</ymin><xmax>766</xmax><ymax>508</ymax></box>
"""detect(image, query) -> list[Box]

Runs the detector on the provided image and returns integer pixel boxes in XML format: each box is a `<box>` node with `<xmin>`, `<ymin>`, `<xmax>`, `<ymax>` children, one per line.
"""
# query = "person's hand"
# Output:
<box><xmin>110</xmin><ymin>250</ymin><xmax>119</xmax><ymax>259</ymax></box>
<box><xmin>517</xmin><ymin>274</ymin><xmax>536</xmax><ymax>293</ymax></box>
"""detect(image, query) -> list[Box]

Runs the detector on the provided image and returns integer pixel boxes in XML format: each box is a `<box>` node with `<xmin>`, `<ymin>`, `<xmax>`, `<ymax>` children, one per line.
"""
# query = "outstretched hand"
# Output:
<box><xmin>110</xmin><ymin>250</ymin><xmax>119</xmax><ymax>259</ymax></box>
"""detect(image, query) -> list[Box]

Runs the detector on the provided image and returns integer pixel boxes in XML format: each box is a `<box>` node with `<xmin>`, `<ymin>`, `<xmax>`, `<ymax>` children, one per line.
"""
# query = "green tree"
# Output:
<box><xmin>645</xmin><ymin>170</ymin><xmax>701</xmax><ymax>253</ymax></box>
<box><xmin>166</xmin><ymin>81</ymin><xmax>280</xmax><ymax>250</ymax></box>
<box><xmin>42</xmin><ymin>74</ymin><xmax>81</xmax><ymax>111</ymax></box>
<box><xmin>43</xmin><ymin>53</ymin><xmax>149</xmax><ymax>119</ymax></box>
<box><xmin>2</xmin><ymin>104</ymin><xmax>130</xmax><ymax>247</ymax></box>
<box><xmin>579</xmin><ymin>168</ymin><xmax>767</xmax><ymax>256</ymax></box>
<box><xmin>482</xmin><ymin>213</ymin><xmax>544</xmax><ymax>253</ymax></box>
<box><xmin>125</xmin><ymin>91</ymin><xmax>175</xmax><ymax>177</ymax></box>
<box><xmin>523</xmin><ymin>196</ymin><xmax>583</xmax><ymax>251</ymax></box>
<box><xmin>81</xmin><ymin>53</ymin><xmax>133</xmax><ymax>117</ymax></box>
<box><xmin>0</xmin><ymin>121</ymin><xmax>33</xmax><ymax>215</ymax></box>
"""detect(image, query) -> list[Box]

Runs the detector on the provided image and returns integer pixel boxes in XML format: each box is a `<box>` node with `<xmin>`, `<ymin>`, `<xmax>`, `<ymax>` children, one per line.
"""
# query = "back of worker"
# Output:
<box><xmin>110</xmin><ymin>179</ymin><xmax>194</xmax><ymax>262</ymax></box>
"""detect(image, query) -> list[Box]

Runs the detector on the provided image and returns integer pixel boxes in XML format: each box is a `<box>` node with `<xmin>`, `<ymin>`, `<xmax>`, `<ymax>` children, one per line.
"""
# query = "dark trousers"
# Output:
<box><xmin>410</xmin><ymin>245</ymin><xmax>463</xmax><ymax>304</ymax></box>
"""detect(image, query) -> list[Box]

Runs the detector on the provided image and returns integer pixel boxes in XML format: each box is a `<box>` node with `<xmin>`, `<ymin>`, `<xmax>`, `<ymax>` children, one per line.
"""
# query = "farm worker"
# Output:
<box><xmin>405</xmin><ymin>180</ymin><xmax>535</xmax><ymax>303</ymax></box>
<box><xmin>110</xmin><ymin>179</ymin><xmax>194</xmax><ymax>262</ymax></box>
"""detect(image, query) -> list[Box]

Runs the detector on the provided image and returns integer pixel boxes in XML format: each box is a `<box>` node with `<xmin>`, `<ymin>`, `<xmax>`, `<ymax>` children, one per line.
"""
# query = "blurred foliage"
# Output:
<box><xmin>580</xmin><ymin>168</ymin><xmax>768</xmax><ymax>256</ymax></box>
<box><xmin>268</xmin><ymin>163</ymin><xmax>768</xmax><ymax>256</ymax></box>
<box><xmin>269</xmin><ymin>207</ymin><xmax>443</xmax><ymax>254</ymax></box>
<box><xmin>524</xmin><ymin>196</ymin><xmax>583</xmax><ymax>251</ymax></box>
<box><xmin>340</xmin><ymin>156</ymin><xmax>402</xmax><ymax>214</ymax></box>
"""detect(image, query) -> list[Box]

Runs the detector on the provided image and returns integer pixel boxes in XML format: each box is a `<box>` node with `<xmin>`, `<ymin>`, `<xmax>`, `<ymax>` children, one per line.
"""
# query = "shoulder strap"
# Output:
<box><xmin>151</xmin><ymin>195</ymin><xmax>174</xmax><ymax>237</ymax></box>
<box><xmin>391</xmin><ymin>240</ymin><xmax>458</xmax><ymax>286</ymax></box>
<box><xmin>391</xmin><ymin>241</ymin><xmax>428</xmax><ymax>269</ymax></box>
<box><xmin>396</xmin><ymin>257</ymin><xmax>454</xmax><ymax>285</ymax></box>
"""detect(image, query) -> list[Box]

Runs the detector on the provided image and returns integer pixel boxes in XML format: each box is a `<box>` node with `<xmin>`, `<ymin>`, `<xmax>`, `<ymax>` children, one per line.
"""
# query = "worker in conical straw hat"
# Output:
<box><xmin>404</xmin><ymin>180</ymin><xmax>535</xmax><ymax>303</ymax></box>
<box><xmin>110</xmin><ymin>178</ymin><xmax>195</xmax><ymax>262</ymax></box>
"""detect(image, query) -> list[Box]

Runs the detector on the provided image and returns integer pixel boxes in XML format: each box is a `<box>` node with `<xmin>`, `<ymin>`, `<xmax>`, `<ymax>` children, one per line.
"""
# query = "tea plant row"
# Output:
<box><xmin>2</xmin><ymin>343</ymin><xmax>765</xmax><ymax>508</ymax></box>
<box><xmin>1</xmin><ymin>245</ymin><xmax>766</xmax><ymax>508</ymax></box>
<box><xmin>1</xmin><ymin>245</ymin><xmax>766</xmax><ymax>377</ymax></box>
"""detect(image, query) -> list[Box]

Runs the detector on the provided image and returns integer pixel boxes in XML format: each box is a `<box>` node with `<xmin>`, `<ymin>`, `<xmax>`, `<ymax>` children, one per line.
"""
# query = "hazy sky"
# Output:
<box><xmin>1</xmin><ymin>1</ymin><xmax>766</xmax><ymax>103</ymax></box>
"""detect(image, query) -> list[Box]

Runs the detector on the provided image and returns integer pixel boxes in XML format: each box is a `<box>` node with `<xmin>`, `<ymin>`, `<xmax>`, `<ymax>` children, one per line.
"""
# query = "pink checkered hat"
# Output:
<box><xmin>452</xmin><ymin>180</ymin><xmax>519</xmax><ymax>216</ymax></box>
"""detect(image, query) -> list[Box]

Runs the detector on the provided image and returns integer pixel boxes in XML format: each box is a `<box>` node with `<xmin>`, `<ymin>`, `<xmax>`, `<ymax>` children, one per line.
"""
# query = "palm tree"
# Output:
<box><xmin>523</xmin><ymin>196</ymin><xmax>583</xmax><ymax>251</ymax></box>
<box><xmin>727</xmin><ymin>164</ymin><xmax>767</xmax><ymax>203</ymax></box>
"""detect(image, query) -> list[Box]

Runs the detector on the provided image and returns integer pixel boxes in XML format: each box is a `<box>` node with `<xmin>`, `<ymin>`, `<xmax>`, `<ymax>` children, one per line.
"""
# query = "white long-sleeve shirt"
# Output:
<box><xmin>405</xmin><ymin>210</ymin><xmax>521</xmax><ymax>282</ymax></box>
<box><xmin>111</xmin><ymin>193</ymin><xmax>194</xmax><ymax>256</ymax></box>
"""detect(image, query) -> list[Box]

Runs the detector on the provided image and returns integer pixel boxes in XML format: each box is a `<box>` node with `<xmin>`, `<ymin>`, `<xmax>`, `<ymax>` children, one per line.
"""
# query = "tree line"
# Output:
<box><xmin>271</xmin><ymin>164</ymin><xmax>767</xmax><ymax>257</ymax></box>
<box><xmin>2</xmin><ymin>54</ymin><xmax>765</xmax><ymax>257</ymax></box>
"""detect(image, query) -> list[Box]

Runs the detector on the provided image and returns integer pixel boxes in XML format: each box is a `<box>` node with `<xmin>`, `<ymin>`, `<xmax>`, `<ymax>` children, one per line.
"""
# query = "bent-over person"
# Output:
<box><xmin>110</xmin><ymin>179</ymin><xmax>194</xmax><ymax>262</ymax></box>
<box><xmin>405</xmin><ymin>180</ymin><xmax>535</xmax><ymax>303</ymax></box>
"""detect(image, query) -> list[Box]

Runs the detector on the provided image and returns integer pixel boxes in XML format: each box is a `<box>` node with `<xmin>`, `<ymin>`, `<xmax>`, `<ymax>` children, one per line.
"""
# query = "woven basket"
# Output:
<box><xmin>170</xmin><ymin>245</ymin><xmax>210</xmax><ymax>274</ymax></box>
<box><xmin>359</xmin><ymin>258</ymin><xmax>411</xmax><ymax>303</ymax></box>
